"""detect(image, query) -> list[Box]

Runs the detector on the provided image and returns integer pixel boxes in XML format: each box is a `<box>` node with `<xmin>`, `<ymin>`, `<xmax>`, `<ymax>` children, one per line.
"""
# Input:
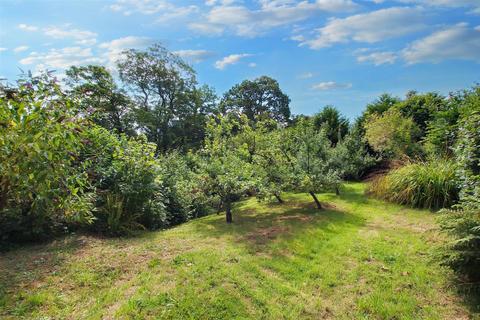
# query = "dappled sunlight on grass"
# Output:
<box><xmin>0</xmin><ymin>182</ymin><xmax>476</xmax><ymax>319</ymax></box>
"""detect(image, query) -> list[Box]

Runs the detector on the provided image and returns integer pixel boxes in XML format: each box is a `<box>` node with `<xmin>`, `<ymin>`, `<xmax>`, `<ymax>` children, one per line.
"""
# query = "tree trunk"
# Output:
<box><xmin>309</xmin><ymin>191</ymin><xmax>322</xmax><ymax>210</ymax></box>
<box><xmin>335</xmin><ymin>186</ymin><xmax>340</xmax><ymax>196</ymax></box>
<box><xmin>225</xmin><ymin>200</ymin><xmax>233</xmax><ymax>223</ymax></box>
<box><xmin>274</xmin><ymin>193</ymin><xmax>284</xmax><ymax>204</ymax></box>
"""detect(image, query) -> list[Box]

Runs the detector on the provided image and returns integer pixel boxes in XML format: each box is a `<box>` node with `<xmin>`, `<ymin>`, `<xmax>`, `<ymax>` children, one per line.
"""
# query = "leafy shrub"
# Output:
<box><xmin>0</xmin><ymin>74</ymin><xmax>94</xmax><ymax>243</ymax></box>
<box><xmin>440</xmin><ymin>97</ymin><xmax>480</xmax><ymax>288</ymax></box>
<box><xmin>330</xmin><ymin>127</ymin><xmax>376</xmax><ymax>180</ymax></box>
<box><xmin>440</xmin><ymin>205</ymin><xmax>480</xmax><ymax>287</ymax></box>
<box><xmin>367</xmin><ymin>160</ymin><xmax>459</xmax><ymax>210</ymax></box>
<box><xmin>364</xmin><ymin>108</ymin><xmax>421</xmax><ymax>158</ymax></box>
<box><xmin>81</xmin><ymin>126</ymin><xmax>167</xmax><ymax>235</ymax></box>
<box><xmin>158</xmin><ymin>152</ymin><xmax>215</xmax><ymax>224</ymax></box>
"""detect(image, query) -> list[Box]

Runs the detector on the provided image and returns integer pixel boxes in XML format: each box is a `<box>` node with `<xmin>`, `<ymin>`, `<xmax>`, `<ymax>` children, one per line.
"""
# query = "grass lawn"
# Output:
<box><xmin>0</xmin><ymin>183</ymin><xmax>478</xmax><ymax>319</ymax></box>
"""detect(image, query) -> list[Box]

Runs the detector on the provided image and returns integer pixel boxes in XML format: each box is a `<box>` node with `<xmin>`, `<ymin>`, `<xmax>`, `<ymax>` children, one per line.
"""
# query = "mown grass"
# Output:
<box><xmin>0</xmin><ymin>183</ymin><xmax>477</xmax><ymax>319</ymax></box>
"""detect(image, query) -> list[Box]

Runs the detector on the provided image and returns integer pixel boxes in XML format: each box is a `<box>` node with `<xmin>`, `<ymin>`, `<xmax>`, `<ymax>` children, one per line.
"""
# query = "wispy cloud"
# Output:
<box><xmin>13</xmin><ymin>46</ymin><xmax>29</xmax><ymax>53</ymax></box>
<box><xmin>18</xmin><ymin>23</ymin><xmax>38</xmax><ymax>31</ymax></box>
<box><xmin>98</xmin><ymin>36</ymin><xmax>152</xmax><ymax>68</ymax></box>
<box><xmin>298</xmin><ymin>72</ymin><xmax>314</xmax><ymax>79</ymax></box>
<box><xmin>312</xmin><ymin>81</ymin><xmax>352</xmax><ymax>90</ymax></box>
<box><xmin>402</xmin><ymin>23</ymin><xmax>480</xmax><ymax>64</ymax></box>
<box><xmin>298</xmin><ymin>7</ymin><xmax>425</xmax><ymax>49</ymax></box>
<box><xmin>19</xmin><ymin>47</ymin><xmax>102</xmax><ymax>71</ymax></box>
<box><xmin>215</xmin><ymin>53</ymin><xmax>253</xmax><ymax>69</ymax></box>
<box><xmin>174</xmin><ymin>49</ymin><xmax>215</xmax><ymax>63</ymax></box>
<box><xmin>354</xmin><ymin>49</ymin><xmax>397</xmax><ymax>65</ymax></box>
<box><xmin>189</xmin><ymin>0</ymin><xmax>358</xmax><ymax>37</ymax></box>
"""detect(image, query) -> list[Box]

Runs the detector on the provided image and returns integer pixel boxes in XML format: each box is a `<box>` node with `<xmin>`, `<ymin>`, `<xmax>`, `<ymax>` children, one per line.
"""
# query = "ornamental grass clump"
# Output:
<box><xmin>368</xmin><ymin>160</ymin><xmax>459</xmax><ymax>210</ymax></box>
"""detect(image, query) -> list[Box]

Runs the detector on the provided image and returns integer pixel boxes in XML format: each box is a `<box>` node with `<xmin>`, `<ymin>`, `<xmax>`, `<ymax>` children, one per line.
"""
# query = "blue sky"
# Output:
<box><xmin>0</xmin><ymin>0</ymin><xmax>479</xmax><ymax>119</ymax></box>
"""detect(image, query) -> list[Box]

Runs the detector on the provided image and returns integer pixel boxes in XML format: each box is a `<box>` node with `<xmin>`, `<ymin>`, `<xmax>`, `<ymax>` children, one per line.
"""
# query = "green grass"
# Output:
<box><xmin>0</xmin><ymin>183</ymin><xmax>477</xmax><ymax>319</ymax></box>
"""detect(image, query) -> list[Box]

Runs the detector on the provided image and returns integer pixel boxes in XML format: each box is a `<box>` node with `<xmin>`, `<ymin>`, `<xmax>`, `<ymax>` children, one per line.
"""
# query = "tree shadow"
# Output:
<box><xmin>0</xmin><ymin>235</ymin><xmax>89</xmax><ymax>306</ymax></box>
<box><xmin>191</xmin><ymin>196</ymin><xmax>366</xmax><ymax>255</ymax></box>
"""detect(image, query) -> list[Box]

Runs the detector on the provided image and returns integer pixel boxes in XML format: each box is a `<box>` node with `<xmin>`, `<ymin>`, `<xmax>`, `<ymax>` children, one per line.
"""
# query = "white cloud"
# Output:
<box><xmin>18</xmin><ymin>24</ymin><xmax>38</xmax><ymax>31</ymax></box>
<box><xmin>13</xmin><ymin>46</ymin><xmax>29</xmax><ymax>53</ymax></box>
<box><xmin>0</xmin><ymin>47</ymin><xmax>7</xmax><ymax>52</ymax></box>
<box><xmin>354</xmin><ymin>49</ymin><xmax>397</xmax><ymax>65</ymax></box>
<box><xmin>19</xmin><ymin>47</ymin><xmax>102</xmax><ymax>71</ymax></box>
<box><xmin>98</xmin><ymin>36</ymin><xmax>152</xmax><ymax>68</ymax></box>
<box><xmin>402</xmin><ymin>23</ymin><xmax>480</xmax><ymax>64</ymax></box>
<box><xmin>312</xmin><ymin>81</ymin><xmax>352</xmax><ymax>90</ymax></box>
<box><xmin>110</xmin><ymin>0</ymin><xmax>198</xmax><ymax>22</ymax></box>
<box><xmin>215</xmin><ymin>53</ymin><xmax>253</xmax><ymax>69</ymax></box>
<box><xmin>298</xmin><ymin>72</ymin><xmax>314</xmax><ymax>79</ymax></box>
<box><xmin>155</xmin><ymin>5</ymin><xmax>198</xmax><ymax>23</ymax></box>
<box><xmin>43</xmin><ymin>26</ymin><xmax>97</xmax><ymax>45</ymax></box>
<box><xmin>174</xmin><ymin>49</ymin><xmax>215</xmax><ymax>63</ymax></box>
<box><xmin>299</xmin><ymin>7</ymin><xmax>425</xmax><ymax>49</ymax></box>
<box><xmin>190</xmin><ymin>0</ymin><xmax>358</xmax><ymax>37</ymax></box>
<box><xmin>248</xmin><ymin>62</ymin><xmax>257</xmax><ymax>67</ymax></box>
<box><xmin>400</xmin><ymin>0</ymin><xmax>478</xmax><ymax>7</ymax></box>
<box><xmin>110</xmin><ymin>0</ymin><xmax>172</xmax><ymax>15</ymax></box>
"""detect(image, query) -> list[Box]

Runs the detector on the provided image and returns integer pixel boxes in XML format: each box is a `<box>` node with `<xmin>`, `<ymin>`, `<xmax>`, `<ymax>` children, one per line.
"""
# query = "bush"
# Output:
<box><xmin>440</xmin><ymin>205</ymin><xmax>480</xmax><ymax>287</ymax></box>
<box><xmin>364</xmin><ymin>108</ymin><xmax>421</xmax><ymax>159</ymax></box>
<box><xmin>367</xmin><ymin>160</ymin><xmax>459</xmax><ymax>210</ymax></box>
<box><xmin>0</xmin><ymin>74</ymin><xmax>94</xmax><ymax>243</ymax></box>
<box><xmin>440</xmin><ymin>98</ymin><xmax>480</xmax><ymax>289</ymax></box>
<box><xmin>81</xmin><ymin>126</ymin><xmax>168</xmax><ymax>235</ymax></box>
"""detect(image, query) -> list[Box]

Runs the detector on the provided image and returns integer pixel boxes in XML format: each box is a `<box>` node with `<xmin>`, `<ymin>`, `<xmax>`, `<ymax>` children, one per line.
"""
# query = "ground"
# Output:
<box><xmin>0</xmin><ymin>183</ymin><xmax>478</xmax><ymax>319</ymax></box>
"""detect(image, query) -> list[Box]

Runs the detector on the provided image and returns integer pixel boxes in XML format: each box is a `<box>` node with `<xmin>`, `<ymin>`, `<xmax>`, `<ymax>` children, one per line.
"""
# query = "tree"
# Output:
<box><xmin>118</xmin><ymin>44</ymin><xmax>212</xmax><ymax>152</ymax></box>
<box><xmin>364</xmin><ymin>109</ymin><xmax>420</xmax><ymax>159</ymax></box>
<box><xmin>236</xmin><ymin>119</ymin><xmax>292</xmax><ymax>203</ymax></box>
<box><xmin>65</xmin><ymin>65</ymin><xmax>134</xmax><ymax>135</ymax></box>
<box><xmin>397</xmin><ymin>91</ymin><xmax>446</xmax><ymax>135</ymax></box>
<box><xmin>201</xmin><ymin>115</ymin><xmax>256</xmax><ymax>223</ymax></box>
<box><xmin>312</xmin><ymin>106</ymin><xmax>349</xmax><ymax>146</ymax></box>
<box><xmin>356</xmin><ymin>93</ymin><xmax>400</xmax><ymax>131</ymax></box>
<box><xmin>330</xmin><ymin>126</ymin><xmax>376</xmax><ymax>180</ymax></box>
<box><xmin>290</xmin><ymin>119</ymin><xmax>342</xmax><ymax>209</ymax></box>
<box><xmin>220</xmin><ymin>76</ymin><xmax>291</xmax><ymax>124</ymax></box>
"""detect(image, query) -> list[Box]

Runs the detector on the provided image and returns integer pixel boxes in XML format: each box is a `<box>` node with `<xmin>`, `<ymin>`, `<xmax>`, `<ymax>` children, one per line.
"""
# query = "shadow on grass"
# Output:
<box><xmin>0</xmin><ymin>236</ymin><xmax>88</xmax><ymax>304</ymax></box>
<box><xmin>191</xmin><ymin>194</ymin><xmax>366</xmax><ymax>254</ymax></box>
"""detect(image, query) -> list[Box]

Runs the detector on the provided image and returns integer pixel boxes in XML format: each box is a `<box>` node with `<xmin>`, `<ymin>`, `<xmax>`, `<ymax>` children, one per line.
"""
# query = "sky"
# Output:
<box><xmin>0</xmin><ymin>0</ymin><xmax>479</xmax><ymax>119</ymax></box>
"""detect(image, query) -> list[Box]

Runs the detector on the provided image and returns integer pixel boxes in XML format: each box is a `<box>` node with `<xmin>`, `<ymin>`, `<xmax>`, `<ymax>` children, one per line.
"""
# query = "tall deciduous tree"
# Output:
<box><xmin>65</xmin><ymin>65</ymin><xmax>134</xmax><ymax>135</ymax></box>
<box><xmin>118</xmin><ymin>44</ymin><xmax>215</xmax><ymax>152</ymax></box>
<box><xmin>220</xmin><ymin>76</ymin><xmax>291</xmax><ymax>124</ymax></box>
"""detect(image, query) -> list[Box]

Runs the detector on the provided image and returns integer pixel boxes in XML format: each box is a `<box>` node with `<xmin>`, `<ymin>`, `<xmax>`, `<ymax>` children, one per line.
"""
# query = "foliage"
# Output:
<box><xmin>201</xmin><ymin>115</ymin><xmax>256</xmax><ymax>222</ymax></box>
<box><xmin>118</xmin><ymin>44</ymin><xmax>216</xmax><ymax>152</ymax></box>
<box><xmin>0</xmin><ymin>73</ymin><xmax>93</xmax><ymax>243</ymax></box>
<box><xmin>220</xmin><ymin>76</ymin><xmax>291</xmax><ymax>124</ymax></box>
<box><xmin>65</xmin><ymin>65</ymin><xmax>134</xmax><ymax>135</ymax></box>
<box><xmin>247</xmin><ymin>120</ymin><xmax>293</xmax><ymax>203</ymax></box>
<box><xmin>81</xmin><ymin>126</ymin><xmax>167</xmax><ymax>235</ymax></box>
<box><xmin>364</xmin><ymin>108</ymin><xmax>421</xmax><ymax>158</ymax></box>
<box><xmin>157</xmin><ymin>152</ymin><xmax>215</xmax><ymax>224</ymax></box>
<box><xmin>367</xmin><ymin>160</ymin><xmax>459</xmax><ymax>210</ymax></box>
<box><xmin>330</xmin><ymin>127</ymin><xmax>376</xmax><ymax>180</ymax></box>
<box><xmin>396</xmin><ymin>91</ymin><xmax>446</xmax><ymax>135</ymax></box>
<box><xmin>2</xmin><ymin>183</ymin><xmax>474</xmax><ymax>319</ymax></box>
<box><xmin>440</xmin><ymin>91</ymin><xmax>480</xmax><ymax>287</ymax></box>
<box><xmin>312</xmin><ymin>105</ymin><xmax>349</xmax><ymax>145</ymax></box>
<box><xmin>356</xmin><ymin>93</ymin><xmax>400</xmax><ymax>131</ymax></box>
<box><xmin>440</xmin><ymin>205</ymin><xmax>480</xmax><ymax>287</ymax></box>
<box><xmin>289</xmin><ymin>119</ymin><xmax>342</xmax><ymax>208</ymax></box>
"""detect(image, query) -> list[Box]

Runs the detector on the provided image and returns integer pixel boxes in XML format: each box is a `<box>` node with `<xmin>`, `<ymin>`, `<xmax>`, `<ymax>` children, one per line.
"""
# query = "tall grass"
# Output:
<box><xmin>367</xmin><ymin>160</ymin><xmax>459</xmax><ymax>210</ymax></box>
